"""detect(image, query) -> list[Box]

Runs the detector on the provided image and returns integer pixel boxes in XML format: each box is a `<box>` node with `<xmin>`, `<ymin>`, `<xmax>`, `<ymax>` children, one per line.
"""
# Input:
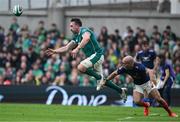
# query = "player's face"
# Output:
<box><xmin>142</xmin><ymin>43</ymin><xmax>149</xmax><ymax>51</ymax></box>
<box><xmin>70</xmin><ymin>22</ymin><xmax>79</xmax><ymax>34</ymax></box>
<box><xmin>122</xmin><ymin>61</ymin><xmax>134</xmax><ymax>69</ymax></box>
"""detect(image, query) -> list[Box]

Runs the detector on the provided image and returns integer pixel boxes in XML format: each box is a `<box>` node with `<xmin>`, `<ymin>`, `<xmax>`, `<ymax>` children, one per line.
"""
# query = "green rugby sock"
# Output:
<box><xmin>85</xmin><ymin>68</ymin><xmax>101</xmax><ymax>80</ymax></box>
<box><xmin>105</xmin><ymin>80</ymin><xmax>122</xmax><ymax>93</ymax></box>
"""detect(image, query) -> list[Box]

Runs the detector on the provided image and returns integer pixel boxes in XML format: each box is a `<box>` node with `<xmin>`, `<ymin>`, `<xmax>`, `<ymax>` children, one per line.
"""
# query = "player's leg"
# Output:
<box><xmin>77</xmin><ymin>54</ymin><xmax>102</xmax><ymax>81</ymax></box>
<box><xmin>92</xmin><ymin>54</ymin><xmax>127</xmax><ymax>101</ymax></box>
<box><xmin>158</xmin><ymin>88</ymin><xmax>164</xmax><ymax>99</ymax></box>
<box><xmin>148</xmin><ymin>88</ymin><xmax>178</xmax><ymax>117</ymax></box>
<box><xmin>164</xmin><ymin>81</ymin><xmax>173</xmax><ymax>106</ymax></box>
<box><xmin>134</xmin><ymin>85</ymin><xmax>150</xmax><ymax>116</ymax></box>
<box><xmin>77</xmin><ymin>64</ymin><xmax>101</xmax><ymax>80</ymax></box>
<box><xmin>143</xmin><ymin>82</ymin><xmax>156</xmax><ymax>106</ymax></box>
<box><xmin>93</xmin><ymin>55</ymin><xmax>121</xmax><ymax>91</ymax></box>
<box><xmin>133</xmin><ymin>91</ymin><xmax>148</xmax><ymax>106</ymax></box>
<box><xmin>92</xmin><ymin>54</ymin><xmax>105</xmax><ymax>90</ymax></box>
<box><xmin>104</xmin><ymin>79</ymin><xmax>127</xmax><ymax>102</ymax></box>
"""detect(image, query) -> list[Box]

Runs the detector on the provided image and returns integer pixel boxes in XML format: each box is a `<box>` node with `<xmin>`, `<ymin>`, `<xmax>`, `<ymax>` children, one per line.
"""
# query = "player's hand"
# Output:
<box><xmin>45</xmin><ymin>48</ymin><xmax>57</xmax><ymax>56</ymax></box>
<box><xmin>71</xmin><ymin>48</ymin><xmax>79</xmax><ymax>58</ymax></box>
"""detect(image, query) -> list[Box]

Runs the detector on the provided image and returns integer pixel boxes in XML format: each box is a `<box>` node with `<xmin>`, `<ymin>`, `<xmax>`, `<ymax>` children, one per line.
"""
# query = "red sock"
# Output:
<box><xmin>141</xmin><ymin>101</ymin><xmax>149</xmax><ymax>107</ymax></box>
<box><xmin>160</xmin><ymin>99</ymin><xmax>172</xmax><ymax>115</ymax></box>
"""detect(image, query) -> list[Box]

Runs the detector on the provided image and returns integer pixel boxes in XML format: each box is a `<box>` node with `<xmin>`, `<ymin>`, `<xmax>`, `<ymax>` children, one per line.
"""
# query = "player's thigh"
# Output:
<box><xmin>133</xmin><ymin>85</ymin><xmax>144</xmax><ymax>103</ymax></box>
<box><xmin>94</xmin><ymin>55</ymin><xmax>104</xmax><ymax>74</ymax></box>
<box><xmin>143</xmin><ymin>81</ymin><xmax>156</xmax><ymax>96</ymax></box>
<box><xmin>133</xmin><ymin>90</ymin><xmax>144</xmax><ymax>103</ymax></box>
<box><xmin>144</xmin><ymin>90</ymin><xmax>148</xmax><ymax>98</ymax></box>
<box><xmin>80</xmin><ymin>53</ymin><xmax>104</xmax><ymax>73</ymax></box>
<box><xmin>90</xmin><ymin>53</ymin><xmax>103</xmax><ymax>65</ymax></box>
<box><xmin>80</xmin><ymin>54</ymin><xmax>96</xmax><ymax>69</ymax></box>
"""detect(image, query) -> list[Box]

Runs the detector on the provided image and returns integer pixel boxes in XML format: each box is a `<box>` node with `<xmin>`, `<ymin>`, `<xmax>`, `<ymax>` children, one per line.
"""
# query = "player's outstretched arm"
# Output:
<box><xmin>146</xmin><ymin>68</ymin><xmax>157</xmax><ymax>86</ymax></box>
<box><xmin>153</xmin><ymin>56</ymin><xmax>160</xmax><ymax>71</ymax></box>
<box><xmin>45</xmin><ymin>40</ymin><xmax>77</xmax><ymax>56</ymax></box>
<box><xmin>106</xmin><ymin>70</ymin><xmax>119</xmax><ymax>81</ymax></box>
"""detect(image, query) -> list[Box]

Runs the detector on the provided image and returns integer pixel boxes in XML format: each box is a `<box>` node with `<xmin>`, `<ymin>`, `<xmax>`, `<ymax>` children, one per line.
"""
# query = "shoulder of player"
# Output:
<box><xmin>81</xmin><ymin>27</ymin><xmax>91</xmax><ymax>33</ymax></box>
<box><xmin>81</xmin><ymin>28</ymin><xmax>91</xmax><ymax>36</ymax></box>
<box><xmin>137</xmin><ymin>50</ymin><xmax>143</xmax><ymax>55</ymax></box>
<box><xmin>117</xmin><ymin>66</ymin><xmax>126</xmax><ymax>72</ymax></box>
<box><xmin>135</xmin><ymin>62</ymin><xmax>145</xmax><ymax>69</ymax></box>
<box><xmin>148</xmin><ymin>49</ymin><xmax>155</xmax><ymax>53</ymax></box>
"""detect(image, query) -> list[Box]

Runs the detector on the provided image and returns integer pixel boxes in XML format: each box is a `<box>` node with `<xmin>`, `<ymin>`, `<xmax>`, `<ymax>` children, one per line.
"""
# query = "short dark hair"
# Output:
<box><xmin>166</xmin><ymin>25</ymin><xmax>171</xmax><ymax>29</ymax></box>
<box><xmin>71</xmin><ymin>18</ymin><xmax>82</xmax><ymax>27</ymax></box>
<box><xmin>153</xmin><ymin>25</ymin><xmax>158</xmax><ymax>29</ymax></box>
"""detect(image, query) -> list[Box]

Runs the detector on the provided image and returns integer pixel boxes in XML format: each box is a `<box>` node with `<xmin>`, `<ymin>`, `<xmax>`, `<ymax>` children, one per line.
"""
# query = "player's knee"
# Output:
<box><xmin>133</xmin><ymin>99</ymin><xmax>141</xmax><ymax>105</ymax></box>
<box><xmin>77</xmin><ymin>64</ymin><xmax>86</xmax><ymax>73</ymax></box>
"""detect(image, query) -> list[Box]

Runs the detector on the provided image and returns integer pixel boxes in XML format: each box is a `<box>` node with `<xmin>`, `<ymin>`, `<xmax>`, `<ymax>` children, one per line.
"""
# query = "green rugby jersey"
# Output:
<box><xmin>72</xmin><ymin>27</ymin><xmax>103</xmax><ymax>57</ymax></box>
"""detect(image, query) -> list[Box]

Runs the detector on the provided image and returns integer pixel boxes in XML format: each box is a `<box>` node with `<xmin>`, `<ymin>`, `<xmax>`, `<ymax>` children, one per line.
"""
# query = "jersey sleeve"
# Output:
<box><xmin>81</xmin><ymin>29</ymin><xmax>91</xmax><ymax>38</ymax></box>
<box><xmin>117</xmin><ymin>67</ymin><xmax>125</xmax><ymax>75</ymax></box>
<box><xmin>139</xmin><ymin>63</ymin><xmax>146</xmax><ymax>71</ymax></box>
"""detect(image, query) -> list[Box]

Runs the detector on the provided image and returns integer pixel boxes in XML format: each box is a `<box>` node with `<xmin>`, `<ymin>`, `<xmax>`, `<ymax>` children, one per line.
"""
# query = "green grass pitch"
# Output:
<box><xmin>0</xmin><ymin>104</ymin><xmax>179</xmax><ymax>122</ymax></box>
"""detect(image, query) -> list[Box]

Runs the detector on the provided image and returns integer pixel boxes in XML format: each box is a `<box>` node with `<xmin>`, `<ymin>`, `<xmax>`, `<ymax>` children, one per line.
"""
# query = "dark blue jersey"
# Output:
<box><xmin>136</xmin><ymin>49</ymin><xmax>156</xmax><ymax>69</ymax></box>
<box><xmin>160</xmin><ymin>62</ymin><xmax>175</xmax><ymax>83</ymax></box>
<box><xmin>117</xmin><ymin>62</ymin><xmax>150</xmax><ymax>85</ymax></box>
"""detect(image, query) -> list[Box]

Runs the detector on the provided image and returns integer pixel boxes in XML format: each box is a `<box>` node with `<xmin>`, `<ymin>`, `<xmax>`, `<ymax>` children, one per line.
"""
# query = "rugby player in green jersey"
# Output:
<box><xmin>46</xmin><ymin>18</ymin><xmax>127</xmax><ymax>102</ymax></box>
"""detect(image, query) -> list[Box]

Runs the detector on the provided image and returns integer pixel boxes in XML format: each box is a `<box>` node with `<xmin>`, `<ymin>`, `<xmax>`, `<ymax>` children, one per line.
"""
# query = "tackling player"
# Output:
<box><xmin>104</xmin><ymin>56</ymin><xmax>177</xmax><ymax>117</ymax></box>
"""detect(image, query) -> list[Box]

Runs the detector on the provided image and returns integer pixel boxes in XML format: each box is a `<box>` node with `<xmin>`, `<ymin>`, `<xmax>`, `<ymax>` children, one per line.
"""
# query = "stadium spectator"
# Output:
<box><xmin>126</xmin><ymin>29</ymin><xmax>137</xmax><ymax>55</ymax></box>
<box><xmin>122</xmin><ymin>25</ymin><xmax>132</xmax><ymax>40</ymax></box>
<box><xmin>0</xmin><ymin>25</ymin><xmax>5</xmax><ymax>48</ymax></box>
<box><xmin>21</xmin><ymin>70</ymin><xmax>35</xmax><ymax>85</ymax></box>
<box><xmin>165</xmin><ymin>25</ymin><xmax>177</xmax><ymax>42</ymax></box>
<box><xmin>0</xmin><ymin>75</ymin><xmax>4</xmax><ymax>85</ymax></box>
<box><xmin>41</xmin><ymin>75</ymin><xmax>50</xmax><ymax>85</ymax></box>
<box><xmin>9</xmin><ymin>17</ymin><xmax>19</xmax><ymax>32</ymax></box>
<box><xmin>53</xmin><ymin>73</ymin><xmax>67</xmax><ymax>86</ymax></box>
<box><xmin>98</xmin><ymin>26</ymin><xmax>109</xmax><ymax>48</ymax></box>
<box><xmin>32</xmin><ymin>63</ymin><xmax>44</xmax><ymax>80</ymax></box>
<box><xmin>80</xmin><ymin>75</ymin><xmax>95</xmax><ymax>86</ymax></box>
<box><xmin>151</xmin><ymin>25</ymin><xmax>162</xmax><ymax>44</ymax></box>
<box><xmin>114</xmin><ymin>29</ymin><xmax>122</xmax><ymax>48</ymax></box>
<box><xmin>175</xmin><ymin>65</ymin><xmax>180</xmax><ymax>86</ymax></box>
<box><xmin>48</xmin><ymin>23</ymin><xmax>60</xmax><ymax>40</ymax></box>
<box><xmin>9</xmin><ymin>17</ymin><xmax>19</xmax><ymax>42</ymax></box>
<box><xmin>14</xmin><ymin>69</ymin><xmax>23</xmax><ymax>85</ymax></box>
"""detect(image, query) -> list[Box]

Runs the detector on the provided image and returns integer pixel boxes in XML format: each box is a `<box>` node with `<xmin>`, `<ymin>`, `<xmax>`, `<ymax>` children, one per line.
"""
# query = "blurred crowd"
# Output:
<box><xmin>0</xmin><ymin>17</ymin><xmax>180</xmax><ymax>88</ymax></box>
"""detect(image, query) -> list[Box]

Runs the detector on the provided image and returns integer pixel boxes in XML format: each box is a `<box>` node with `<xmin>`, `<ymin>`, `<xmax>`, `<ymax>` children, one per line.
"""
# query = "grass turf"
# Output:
<box><xmin>0</xmin><ymin>103</ymin><xmax>179</xmax><ymax>122</ymax></box>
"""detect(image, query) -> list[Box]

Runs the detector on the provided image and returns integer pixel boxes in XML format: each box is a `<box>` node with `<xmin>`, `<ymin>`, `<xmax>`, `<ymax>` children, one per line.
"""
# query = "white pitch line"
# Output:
<box><xmin>117</xmin><ymin>116</ymin><xmax>134</xmax><ymax>121</ymax></box>
<box><xmin>149</xmin><ymin>113</ymin><xmax>160</xmax><ymax>116</ymax></box>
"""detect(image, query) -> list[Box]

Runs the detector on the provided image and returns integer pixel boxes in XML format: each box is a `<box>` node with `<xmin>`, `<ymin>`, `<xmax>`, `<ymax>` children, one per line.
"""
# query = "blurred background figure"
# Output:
<box><xmin>157</xmin><ymin>54</ymin><xmax>176</xmax><ymax>106</ymax></box>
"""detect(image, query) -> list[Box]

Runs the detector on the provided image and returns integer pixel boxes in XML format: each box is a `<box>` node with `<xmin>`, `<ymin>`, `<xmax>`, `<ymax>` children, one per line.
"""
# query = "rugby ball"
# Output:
<box><xmin>13</xmin><ymin>5</ymin><xmax>23</xmax><ymax>16</ymax></box>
